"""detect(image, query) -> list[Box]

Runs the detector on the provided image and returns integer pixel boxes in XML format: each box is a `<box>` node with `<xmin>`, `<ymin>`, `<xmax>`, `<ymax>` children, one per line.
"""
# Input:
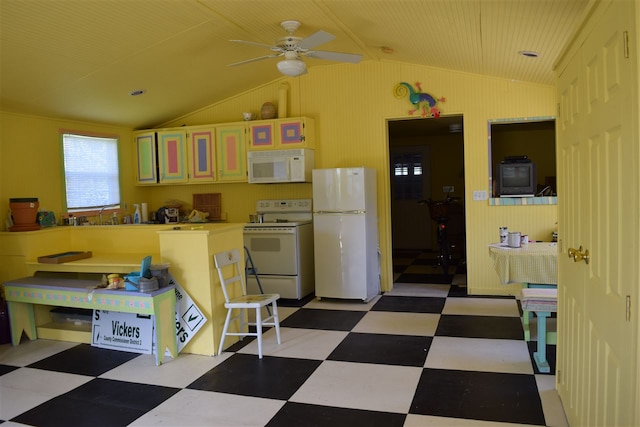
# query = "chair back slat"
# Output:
<box><xmin>214</xmin><ymin>249</ymin><xmax>246</xmax><ymax>303</ymax></box>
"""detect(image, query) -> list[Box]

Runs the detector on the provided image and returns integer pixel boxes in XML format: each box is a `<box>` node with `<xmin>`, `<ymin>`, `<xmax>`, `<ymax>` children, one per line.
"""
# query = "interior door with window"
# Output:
<box><xmin>390</xmin><ymin>146</ymin><xmax>432</xmax><ymax>250</ymax></box>
<box><xmin>556</xmin><ymin>2</ymin><xmax>638</xmax><ymax>425</ymax></box>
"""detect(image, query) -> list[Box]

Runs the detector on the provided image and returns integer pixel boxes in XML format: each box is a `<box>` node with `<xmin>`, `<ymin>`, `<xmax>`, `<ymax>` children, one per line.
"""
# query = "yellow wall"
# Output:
<box><xmin>0</xmin><ymin>60</ymin><xmax>558</xmax><ymax>295</ymax></box>
<box><xmin>0</xmin><ymin>111</ymin><xmax>144</xmax><ymax>223</ymax></box>
<box><xmin>159</xmin><ymin>60</ymin><xmax>558</xmax><ymax>295</ymax></box>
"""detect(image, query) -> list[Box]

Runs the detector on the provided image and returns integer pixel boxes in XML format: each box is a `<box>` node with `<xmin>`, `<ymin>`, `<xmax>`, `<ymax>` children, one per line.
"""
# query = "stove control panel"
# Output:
<box><xmin>256</xmin><ymin>199</ymin><xmax>312</xmax><ymax>213</ymax></box>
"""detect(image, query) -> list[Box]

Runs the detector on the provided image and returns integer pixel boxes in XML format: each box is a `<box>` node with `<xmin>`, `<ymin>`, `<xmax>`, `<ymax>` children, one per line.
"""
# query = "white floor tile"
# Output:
<box><xmin>425</xmin><ymin>336</ymin><xmax>534</xmax><ymax>374</ymax></box>
<box><xmin>100</xmin><ymin>352</ymin><xmax>233</xmax><ymax>388</ymax></box>
<box><xmin>352</xmin><ymin>311</ymin><xmax>440</xmax><ymax>336</ymax></box>
<box><xmin>290</xmin><ymin>360</ymin><xmax>422</xmax><ymax>413</ymax></box>
<box><xmin>443</xmin><ymin>297</ymin><xmax>520</xmax><ymax>317</ymax></box>
<box><xmin>536</xmin><ymin>374</ymin><xmax>569</xmax><ymax>427</ymax></box>
<box><xmin>236</xmin><ymin>327</ymin><xmax>347</xmax><ymax>360</ymax></box>
<box><xmin>0</xmin><ymin>367</ymin><xmax>92</xmax><ymax>420</ymax></box>
<box><xmin>0</xmin><ymin>340</ymin><xmax>79</xmax><ymax>367</ymax></box>
<box><xmin>405</xmin><ymin>414</ymin><xmax>540</xmax><ymax>426</ymax></box>
<box><xmin>130</xmin><ymin>389</ymin><xmax>285</xmax><ymax>426</ymax></box>
<box><xmin>386</xmin><ymin>283</ymin><xmax>450</xmax><ymax>297</ymax></box>
<box><xmin>303</xmin><ymin>295</ymin><xmax>380</xmax><ymax>311</ymax></box>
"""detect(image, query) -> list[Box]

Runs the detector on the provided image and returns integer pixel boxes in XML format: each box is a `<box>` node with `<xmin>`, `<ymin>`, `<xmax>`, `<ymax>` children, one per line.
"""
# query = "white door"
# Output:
<box><xmin>556</xmin><ymin>1</ymin><xmax>638</xmax><ymax>426</ymax></box>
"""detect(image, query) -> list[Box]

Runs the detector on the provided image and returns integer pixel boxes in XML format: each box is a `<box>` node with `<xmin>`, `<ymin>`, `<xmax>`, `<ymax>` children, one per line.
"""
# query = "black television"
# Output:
<box><xmin>496</xmin><ymin>161</ymin><xmax>537</xmax><ymax>197</ymax></box>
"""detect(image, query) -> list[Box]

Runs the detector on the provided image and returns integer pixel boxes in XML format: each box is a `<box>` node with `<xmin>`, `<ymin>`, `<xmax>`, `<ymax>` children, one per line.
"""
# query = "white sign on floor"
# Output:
<box><xmin>92</xmin><ymin>310</ymin><xmax>154</xmax><ymax>354</ymax></box>
<box><xmin>92</xmin><ymin>274</ymin><xmax>207</xmax><ymax>355</ymax></box>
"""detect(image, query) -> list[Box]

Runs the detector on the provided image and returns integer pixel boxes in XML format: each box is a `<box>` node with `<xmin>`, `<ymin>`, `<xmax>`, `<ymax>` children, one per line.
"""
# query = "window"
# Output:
<box><xmin>61</xmin><ymin>132</ymin><xmax>121</xmax><ymax>211</ymax></box>
<box><xmin>391</xmin><ymin>152</ymin><xmax>423</xmax><ymax>200</ymax></box>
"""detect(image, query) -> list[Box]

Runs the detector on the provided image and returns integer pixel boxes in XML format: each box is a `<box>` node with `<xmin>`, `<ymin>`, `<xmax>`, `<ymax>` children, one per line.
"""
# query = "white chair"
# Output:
<box><xmin>214</xmin><ymin>248</ymin><xmax>281</xmax><ymax>359</ymax></box>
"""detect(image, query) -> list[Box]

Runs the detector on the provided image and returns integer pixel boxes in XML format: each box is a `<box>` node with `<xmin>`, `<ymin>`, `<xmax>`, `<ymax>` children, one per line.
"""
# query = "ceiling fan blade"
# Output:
<box><xmin>230</xmin><ymin>39</ymin><xmax>280</xmax><ymax>51</ymax></box>
<box><xmin>228</xmin><ymin>54</ymin><xmax>282</xmax><ymax>67</ymax></box>
<box><xmin>305</xmin><ymin>50</ymin><xmax>362</xmax><ymax>63</ymax></box>
<box><xmin>298</xmin><ymin>30</ymin><xmax>335</xmax><ymax>50</ymax></box>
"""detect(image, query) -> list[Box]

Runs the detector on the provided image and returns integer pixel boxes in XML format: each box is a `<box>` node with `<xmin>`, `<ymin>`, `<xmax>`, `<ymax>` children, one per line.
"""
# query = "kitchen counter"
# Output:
<box><xmin>1</xmin><ymin>222</ymin><xmax>246</xmax><ymax>356</ymax></box>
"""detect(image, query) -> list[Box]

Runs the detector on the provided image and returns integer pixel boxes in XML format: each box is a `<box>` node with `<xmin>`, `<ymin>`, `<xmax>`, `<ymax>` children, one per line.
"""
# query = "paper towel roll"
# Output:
<box><xmin>141</xmin><ymin>203</ymin><xmax>148</xmax><ymax>223</ymax></box>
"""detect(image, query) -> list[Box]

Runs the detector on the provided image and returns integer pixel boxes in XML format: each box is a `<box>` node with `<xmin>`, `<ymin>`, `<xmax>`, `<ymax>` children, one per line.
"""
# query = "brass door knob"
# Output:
<box><xmin>568</xmin><ymin>246</ymin><xmax>590</xmax><ymax>264</ymax></box>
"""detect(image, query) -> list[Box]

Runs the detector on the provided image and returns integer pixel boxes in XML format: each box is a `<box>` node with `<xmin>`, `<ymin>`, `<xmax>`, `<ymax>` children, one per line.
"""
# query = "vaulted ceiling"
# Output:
<box><xmin>0</xmin><ymin>0</ymin><xmax>590</xmax><ymax>129</ymax></box>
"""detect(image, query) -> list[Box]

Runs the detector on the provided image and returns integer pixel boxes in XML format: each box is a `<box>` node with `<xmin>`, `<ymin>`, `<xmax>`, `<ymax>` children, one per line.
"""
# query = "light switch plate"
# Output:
<box><xmin>473</xmin><ymin>190</ymin><xmax>488</xmax><ymax>201</ymax></box>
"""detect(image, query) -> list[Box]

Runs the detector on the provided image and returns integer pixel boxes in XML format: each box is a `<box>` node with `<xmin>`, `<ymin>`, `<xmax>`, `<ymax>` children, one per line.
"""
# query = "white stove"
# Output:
<box><xmin>243</xmin><ymin>199</ymin><xmax>314</xmax><ymax>299</ymax></box>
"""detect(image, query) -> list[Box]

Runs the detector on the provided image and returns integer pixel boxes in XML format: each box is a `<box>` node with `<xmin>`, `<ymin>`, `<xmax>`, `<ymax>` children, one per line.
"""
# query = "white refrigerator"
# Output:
<box><xmin>312</xmin><ymin>167</ymin><xmax>380</xmax><ymax>301</ymax></box>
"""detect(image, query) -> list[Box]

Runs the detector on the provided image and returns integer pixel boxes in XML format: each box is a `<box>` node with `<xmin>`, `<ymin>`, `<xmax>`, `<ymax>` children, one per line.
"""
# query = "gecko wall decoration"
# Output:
<box><xmin>393</xmin><ymin>82</ymin><xmax>445</xmax><ymax>118</ymax></box>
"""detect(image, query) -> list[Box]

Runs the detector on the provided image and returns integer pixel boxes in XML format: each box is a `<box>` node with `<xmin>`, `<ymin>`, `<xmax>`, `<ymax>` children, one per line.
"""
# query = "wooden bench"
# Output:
<box><xmin>3</xmin><ymin>276</ymin><xmax>177</xmax><ymax>365</ymax></box>
<box><xmin>521</xmin><ymin>287</ymin><xmax>557</xmax><ymax>373</ymax></box>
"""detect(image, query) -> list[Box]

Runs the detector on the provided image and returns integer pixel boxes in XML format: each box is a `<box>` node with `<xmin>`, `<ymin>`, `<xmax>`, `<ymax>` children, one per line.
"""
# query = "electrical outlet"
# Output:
<box><xmin>473</xmin><ymin>190</ymin><xmax>488</xmax><ymax>201</ymax></box>
<box><xmin>443</xmin><ymin>186</ymin><xmax>455</xmax><ymax>193</ymax></box>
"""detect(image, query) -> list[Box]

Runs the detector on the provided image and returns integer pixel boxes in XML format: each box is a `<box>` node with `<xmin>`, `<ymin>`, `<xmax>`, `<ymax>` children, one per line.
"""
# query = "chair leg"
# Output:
<box><xmin>272</xmin><ymin>303</ymin><xmax>281</xmax><ymax>345</ymax></box>
<box><xmin>218</xmin><ymin>308</ymin><xmax>233</xmax><ymax>356</ymax></box>
<box><xmin>255</xmin><ymin>307</ymin><xmax>263</xmax><ymax>359</ymax></box>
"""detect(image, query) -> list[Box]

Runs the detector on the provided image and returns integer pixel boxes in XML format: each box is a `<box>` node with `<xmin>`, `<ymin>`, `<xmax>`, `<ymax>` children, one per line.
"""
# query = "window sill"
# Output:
<box><xmin>490</xmin><ymin>196</ymin><xmax>557</xmax><ymax>206</ymax></box>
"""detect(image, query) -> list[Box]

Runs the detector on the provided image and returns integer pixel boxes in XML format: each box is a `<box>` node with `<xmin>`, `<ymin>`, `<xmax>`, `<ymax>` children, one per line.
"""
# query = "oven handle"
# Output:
<box><xmin>243</xmin><ymin>228</ymin><xmax>297</xmax><ymax>234</ymax></box>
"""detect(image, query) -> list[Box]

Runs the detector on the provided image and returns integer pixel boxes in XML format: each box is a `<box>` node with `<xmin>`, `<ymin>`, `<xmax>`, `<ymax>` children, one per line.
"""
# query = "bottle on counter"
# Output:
<box><xmin>133</xmin><ymin>204</ymin><xmax>141</xmax><ymax>224</ymax></box>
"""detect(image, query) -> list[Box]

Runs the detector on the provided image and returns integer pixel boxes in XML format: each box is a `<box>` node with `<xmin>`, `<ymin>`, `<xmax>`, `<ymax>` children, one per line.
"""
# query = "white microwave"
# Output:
<box><xmin>247</xmin><ymin>149</ymin><xmax>315</xmax><ymax>183</ymax></box>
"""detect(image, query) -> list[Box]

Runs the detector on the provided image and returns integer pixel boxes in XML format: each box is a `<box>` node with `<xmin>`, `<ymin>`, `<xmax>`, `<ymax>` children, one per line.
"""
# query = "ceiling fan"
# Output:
<box><xmin>228</xmin><ymin>20</ymin><xmax>362</xmax><ymax>76</ymax></box>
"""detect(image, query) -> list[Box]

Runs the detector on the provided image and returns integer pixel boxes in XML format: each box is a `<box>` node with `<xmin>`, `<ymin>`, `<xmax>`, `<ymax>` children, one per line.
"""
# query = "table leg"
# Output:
<box><xmin>7</xmin><ymin>301</ymin><xmax>37</xmax><ymax>345</ymax></box>
<box><xmin>153</xmin><ymin>292</ymin><xmax>178</xmax><ymax>365</ymax></box>
<box><xmin>533</xmin><ymin>311</ymin><xmax>551</xmax><ymax>373</ymax></box>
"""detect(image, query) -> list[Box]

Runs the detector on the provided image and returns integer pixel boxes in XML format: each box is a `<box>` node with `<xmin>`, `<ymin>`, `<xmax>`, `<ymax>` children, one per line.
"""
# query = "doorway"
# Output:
<box><xmin>388</xmin><ymin>115</ymin><xmax>466</xmax><ymax>284</ymax></box>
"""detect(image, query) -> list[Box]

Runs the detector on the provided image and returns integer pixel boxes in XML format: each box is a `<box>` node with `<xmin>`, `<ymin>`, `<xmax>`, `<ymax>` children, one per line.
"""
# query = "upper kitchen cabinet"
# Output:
<box><xmin>186</xmin><ymin>126</ymin><xmax>216</xmax><ymax>183</ymax></box>
<box><xmin>248</xmin><ymin>117</ymin><xmax>315</xmax><ymax>151</ymax></box>
<box><xmin>134</xmin><ymin>131</ymin><xmax>158</xmax><ymax>185</ymax></box>
<box><xmin>157</xmin><ymin>130</ymin><xmax>188</xmax><ymax>184</ymax></box>
<box><xmin>216</xmin><ymin>124</ymin><xmax>247</xmax><ymax>182</ymax></box>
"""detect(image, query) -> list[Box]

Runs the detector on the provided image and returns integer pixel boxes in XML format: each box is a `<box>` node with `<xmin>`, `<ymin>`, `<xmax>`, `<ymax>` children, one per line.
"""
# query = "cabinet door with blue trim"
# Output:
<box><xmin>187</xmin><ymin>127</ymin><xmax>216</xmax><ymax>182</ymax></box>
<box><xmin>157</xmin><ymin>130</ymin><xmax>188</xmax><ymax>184</ymax></box>
<box><xmin>275</xmin><ymin>117</ymin><xmax>315</xmax><ymax>149</ymax></box>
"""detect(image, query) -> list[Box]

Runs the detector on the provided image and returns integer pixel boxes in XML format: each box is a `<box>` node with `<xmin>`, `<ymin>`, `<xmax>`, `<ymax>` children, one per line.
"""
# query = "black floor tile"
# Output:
<box><xmin>0</xmin><ymin>364</ymin><xmax>20</xmax><ymax>376</ymax></box>
<box><xmin>280</xmin><ymin>308</ymin><xmax>366</xmax><ymax>331</ymax></box>
<box><xmin>27</xmin><ymin>344</ymin><xmax>140</xmax><ymax>376</ymax></box>
<box><xmin>396</xmin><ymin>273</ymin><xmax>453</xmax><ymax>284</ymax></box>
<box><xmin>267</xmin><ymin>402</ymin><xmax>406</xmax><ymax>427</ymax></box>
<box><xmin>447</xmin><ymin>284</ymin><xmax>468</xmax><ymax>297</ymax></box>
<box><xmin>372</xmin><ymin>295</ymin><xmax>446</xmax><ymax>313</ymax></box>
<box><xmin>328</xmin><ymin>333</ymin><xmax>431</xmax><ymax>367</ymax></box>
<box><xmin>436</xmin><ymin>315</ymin><xmax>524</xmax><ymax>340</ymax></box>
<box><xmin>11</xmin><ymin>378</ymin><xmax>179</xmax><ymax>427</ymax></box>
<box><xmin>278</xmin><ymin>293</ymin><xmax>316</xmax><ymax>307</ymax></box>
<box><xmin>187</xmin><ymin>353</ymin><xmax>322</xmax><ymax>400</ymax></box>
<box><xmin>410</xmin><ymin>368</ymin><xmax>546</xmax><ymax>425</ymax></box>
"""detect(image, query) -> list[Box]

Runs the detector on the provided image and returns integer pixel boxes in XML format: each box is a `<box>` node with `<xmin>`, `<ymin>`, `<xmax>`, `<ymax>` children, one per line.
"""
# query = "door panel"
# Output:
<box><xmin>557</xmin><ymin>2</ymin><xmax>637</xmax><ymax>426</ymax></box>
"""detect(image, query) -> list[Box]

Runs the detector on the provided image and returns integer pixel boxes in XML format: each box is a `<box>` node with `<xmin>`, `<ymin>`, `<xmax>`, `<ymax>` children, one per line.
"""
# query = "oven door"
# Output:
<box><xmin>243</xmin><ymin>227</ymin><xmax>298</xmax><ymax>275</ymax></box>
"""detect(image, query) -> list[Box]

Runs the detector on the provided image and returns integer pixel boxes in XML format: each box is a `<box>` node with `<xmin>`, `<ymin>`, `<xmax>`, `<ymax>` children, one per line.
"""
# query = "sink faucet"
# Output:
<box><xmin>99</xmin><ymin>206</ymin><xmax>107</xmax><ymax>225</ymax></box>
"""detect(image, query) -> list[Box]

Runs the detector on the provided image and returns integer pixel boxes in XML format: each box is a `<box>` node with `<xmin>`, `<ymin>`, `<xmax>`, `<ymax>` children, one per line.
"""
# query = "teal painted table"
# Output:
<box><xmin>3</xmin><ymin>276</ymin><xmax>177</xmax><ymax>365</ymax></box>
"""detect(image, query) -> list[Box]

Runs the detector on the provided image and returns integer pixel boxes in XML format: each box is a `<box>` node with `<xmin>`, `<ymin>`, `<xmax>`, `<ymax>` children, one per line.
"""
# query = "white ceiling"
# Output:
<box><xmin>0</xmin><ymin>0</ymin><xmax>590</xmax><ymax>129</ymax></box>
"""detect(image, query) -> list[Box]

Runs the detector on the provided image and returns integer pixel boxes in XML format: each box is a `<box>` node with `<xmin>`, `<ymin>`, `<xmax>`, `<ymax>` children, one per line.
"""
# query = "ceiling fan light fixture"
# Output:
<box><xmin>277</xmin><ymin>58</ymin><xmax>306</xmax><ymax>76</ymax></box>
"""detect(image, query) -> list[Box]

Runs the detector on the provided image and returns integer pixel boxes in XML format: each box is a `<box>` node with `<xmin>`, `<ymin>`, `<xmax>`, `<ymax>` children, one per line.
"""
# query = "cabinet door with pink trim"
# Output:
<box><xmin>186</xmin><ymin>126</ymin><xmax>216</xmax><ymax>182</ymax></box>
<box><xmin>216</xmin><ymin>124</ymin><xmax>247</xmax><ymax>182</ymax></box>
<box><xmin>248</xmin><ymin>121</ymin><xmax>276</xmax><ymax>151</ymax></box>
<box><xmin>157</xmin><ymin>130</ymin><xmax>188</xmax><ymax>184</ymax></box>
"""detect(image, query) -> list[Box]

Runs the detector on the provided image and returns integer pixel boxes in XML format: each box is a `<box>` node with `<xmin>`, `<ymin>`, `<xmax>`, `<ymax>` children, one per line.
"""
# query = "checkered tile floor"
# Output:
<box><xmin>0</xmin><ymin>252</ymin><xmax>566</xmax><ymax>426</ymax></box>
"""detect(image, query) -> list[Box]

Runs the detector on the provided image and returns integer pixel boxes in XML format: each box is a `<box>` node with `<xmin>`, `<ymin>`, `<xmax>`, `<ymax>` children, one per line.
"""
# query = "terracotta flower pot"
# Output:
<box><xmin>9</xmin><ymin>198</ymin><xmax>39</xmax><ymax>225</ymax></box>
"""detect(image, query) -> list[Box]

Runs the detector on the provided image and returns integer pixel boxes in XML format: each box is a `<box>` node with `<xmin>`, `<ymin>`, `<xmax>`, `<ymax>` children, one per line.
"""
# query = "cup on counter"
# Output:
<box><xmin>508</xmin><ymin>231</ymin><xmax>522</xmax><ymax>248</ymax></box>
<box><xmin>521</xmin><ymin>234</ymin><xmax>529</xmax><ymax>245</ymax></box>
<box><xmin>499</xmin><ymin>227</ymin><xmax>508</xmax><ymax>244</ymax></box>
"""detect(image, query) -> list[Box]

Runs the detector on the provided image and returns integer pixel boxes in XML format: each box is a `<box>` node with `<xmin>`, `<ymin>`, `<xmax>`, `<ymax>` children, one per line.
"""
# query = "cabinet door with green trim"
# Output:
<box><xmin>157</xmin><ymin>130</ymin><xmax>188</xmax><ymax>184</ymax></box>
<box><xmin>134</xmin><ymin>131</ymin><xmax>158</xmax><ymax>185</ymax></box>
<box><xmin>216</xmin><ymin>124</ymin><xmax>247</xmax><ymax>182</ymax></box>
<box><xmin>187</xmin><ymin>127</ymin><xmax>216</xmax><ymax>182</ymax></box>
